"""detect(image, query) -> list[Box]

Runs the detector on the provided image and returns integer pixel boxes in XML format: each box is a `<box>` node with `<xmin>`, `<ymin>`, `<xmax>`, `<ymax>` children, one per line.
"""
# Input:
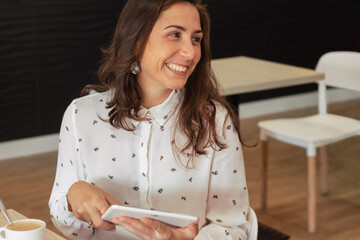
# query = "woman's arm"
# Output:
<box><xmin>48</xmin><ymin>101</ymin><xmax>119</xmax><ymax>239</ymax></box>
<box><xmin>195</xmin><ymin>111</ymin><xmax>250</xmax><ymax>240</ymax></box>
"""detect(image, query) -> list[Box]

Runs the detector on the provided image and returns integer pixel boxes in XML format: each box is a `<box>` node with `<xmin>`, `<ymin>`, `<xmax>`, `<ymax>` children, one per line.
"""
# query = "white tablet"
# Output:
<box><xmin>101</xmin><ymin>205</ymin><xmax>198</xmax><ymax>228</ymax></box>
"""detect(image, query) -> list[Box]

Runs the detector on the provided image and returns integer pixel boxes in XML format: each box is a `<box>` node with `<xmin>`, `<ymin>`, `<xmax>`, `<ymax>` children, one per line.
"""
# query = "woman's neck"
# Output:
<box><xmin>141</xmin><ymin>87</ymin><xmax>173</xmax><ymax>109</ymax></box>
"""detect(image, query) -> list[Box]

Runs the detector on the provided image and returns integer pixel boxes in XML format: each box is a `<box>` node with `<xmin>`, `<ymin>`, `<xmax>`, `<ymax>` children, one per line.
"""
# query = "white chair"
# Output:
<box><xmin>258</xmin><ymin>51</ymin><xmax>360</xmax><ymax>233</ymax></box>
<box><xmin>247</xmin><ymin>207</ymin><xmax>258</xmax><ymax>240</ymax></box>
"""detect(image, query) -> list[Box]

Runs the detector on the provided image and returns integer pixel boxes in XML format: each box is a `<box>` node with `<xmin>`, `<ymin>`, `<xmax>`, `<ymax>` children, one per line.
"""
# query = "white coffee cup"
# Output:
<box><xmin>0</xmin><ymin>219</ymin><xmax>46</xmax><ymax>240</ymax></box>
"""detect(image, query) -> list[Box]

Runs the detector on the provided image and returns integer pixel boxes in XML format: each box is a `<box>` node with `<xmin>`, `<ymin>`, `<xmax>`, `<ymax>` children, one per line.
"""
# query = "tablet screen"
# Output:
<box><xmin>102</xmin><ymin>205</ymin><xmax>198</xmax><ymax>228</ymax></box>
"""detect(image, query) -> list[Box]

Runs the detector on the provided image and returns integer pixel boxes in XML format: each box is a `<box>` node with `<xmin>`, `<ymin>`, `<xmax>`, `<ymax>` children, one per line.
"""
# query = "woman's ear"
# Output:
<box><xmin>134</xmin><ymin>40</ymin><xmax>142</xmax><ymax>59</ymax></box>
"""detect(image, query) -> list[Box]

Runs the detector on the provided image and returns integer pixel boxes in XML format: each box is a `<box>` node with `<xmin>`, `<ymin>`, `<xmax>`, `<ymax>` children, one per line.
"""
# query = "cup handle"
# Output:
<box><xmin>0</xmin><ymin>227</ymin><xmax>6</xmax><ymax>239</ymax></box>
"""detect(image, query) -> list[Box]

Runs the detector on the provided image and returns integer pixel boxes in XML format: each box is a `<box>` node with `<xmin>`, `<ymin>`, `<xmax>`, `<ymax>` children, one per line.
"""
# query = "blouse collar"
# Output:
<box><xmin>131</xmin><ymin>89</ymin><xmax>182</xmax><ymax>127</ymax></box>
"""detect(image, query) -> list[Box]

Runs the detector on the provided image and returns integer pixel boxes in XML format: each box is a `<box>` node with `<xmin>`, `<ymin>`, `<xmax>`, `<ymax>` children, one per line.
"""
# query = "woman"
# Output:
<box><xmin>49</xmin><ymin>0</ymin><xmax>250</xmax><ymax>239</ymax></box>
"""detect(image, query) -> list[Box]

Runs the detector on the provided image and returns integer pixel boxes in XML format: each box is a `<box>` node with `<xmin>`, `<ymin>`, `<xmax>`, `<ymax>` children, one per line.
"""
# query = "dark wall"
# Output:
<box><xmin>0</xmin><ymin>0</ymin><xmax>359</xmax><ymax>142</ymax></box>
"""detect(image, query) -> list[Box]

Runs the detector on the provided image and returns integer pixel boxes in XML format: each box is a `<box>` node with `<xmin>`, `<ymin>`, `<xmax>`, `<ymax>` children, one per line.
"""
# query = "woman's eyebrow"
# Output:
<box><xmin>164</xmin><ymin>25</ymin><xmax>203</xmax><ymax>34</ymax></box>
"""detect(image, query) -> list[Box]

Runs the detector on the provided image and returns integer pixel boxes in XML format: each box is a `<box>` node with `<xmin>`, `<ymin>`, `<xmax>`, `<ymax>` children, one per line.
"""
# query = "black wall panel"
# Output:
<box><xmin>0</xmin><ymin>0</ymin><xmax>359</xmax><ymax>141</ymax></box>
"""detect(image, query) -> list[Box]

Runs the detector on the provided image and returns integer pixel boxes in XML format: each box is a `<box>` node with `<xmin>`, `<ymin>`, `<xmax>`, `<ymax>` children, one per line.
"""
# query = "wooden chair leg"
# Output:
<box><xmin>260</xmin><ymin>139</ymin><xmax>268</xmax><ymax>209</ymax></box>
<box><xmin>319</xmin><ymin>146</ymin><xmax>328</xmax><ymax>195</ymax></box>
<box><xmin>307</xmin><ymin>155</ymin><xmax>317</xmax><ymax>233</ymax></box>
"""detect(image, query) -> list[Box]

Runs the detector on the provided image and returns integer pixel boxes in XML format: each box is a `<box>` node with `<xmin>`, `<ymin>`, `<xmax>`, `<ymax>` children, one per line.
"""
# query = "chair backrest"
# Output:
<box><xmin>315</xmin><ymin>51</ymin><xmax>360</xmax><ymax>114</ymax></box>
<box><xmin>247</xmin><ymin>207</ymin><xmax>258</xmax><ymax>240</ymax></box>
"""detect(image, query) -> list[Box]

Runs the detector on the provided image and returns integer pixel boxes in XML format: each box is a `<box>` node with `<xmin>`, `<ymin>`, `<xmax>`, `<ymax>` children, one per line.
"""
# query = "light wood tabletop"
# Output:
<box><xmin>211</xmin><ymin>56</ymin><xmax>325</xmax><ymax>96</ymax></box>
<box><xmin>0</xmin><ymin>209</ymin><xmax>67</xmax><ymax>240</ymax></box>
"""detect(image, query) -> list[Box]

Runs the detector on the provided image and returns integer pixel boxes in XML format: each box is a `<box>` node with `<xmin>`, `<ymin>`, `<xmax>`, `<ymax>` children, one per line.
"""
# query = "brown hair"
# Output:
<box><xmin>82</xmin><ymin>0</ymin><xmax>244</xmax><ymax>165</ymax></box>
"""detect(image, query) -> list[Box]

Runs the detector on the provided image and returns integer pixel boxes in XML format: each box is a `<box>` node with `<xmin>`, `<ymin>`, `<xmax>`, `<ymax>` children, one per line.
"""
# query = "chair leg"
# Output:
<box><xmin>260</xmin><ymin>139</ymin><xmax>268</xmax><ymax>209</ymax></box>
<box><xmin>319</xmin><ymin>146</ymin><xmax>328</xmax><ymax>195</ymax></box>
<box><xmin>307</xmin><ymin>156</ymin><xmax>317</xmax><ymax>233</ymax></box>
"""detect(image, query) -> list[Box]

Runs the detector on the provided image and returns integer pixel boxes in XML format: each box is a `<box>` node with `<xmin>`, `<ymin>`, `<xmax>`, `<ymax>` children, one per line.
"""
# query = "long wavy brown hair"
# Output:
<box><xmin>82</xmin><ymin>0</ymin><xmax>244</xmax><ymax>165</ymax></box>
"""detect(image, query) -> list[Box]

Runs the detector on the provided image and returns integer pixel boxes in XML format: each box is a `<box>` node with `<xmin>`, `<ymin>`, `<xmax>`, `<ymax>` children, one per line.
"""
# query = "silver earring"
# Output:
<box><xmin>131</xmin><ymin>62</ymin><xmax>141</xmax><ymax>75</ymax></box>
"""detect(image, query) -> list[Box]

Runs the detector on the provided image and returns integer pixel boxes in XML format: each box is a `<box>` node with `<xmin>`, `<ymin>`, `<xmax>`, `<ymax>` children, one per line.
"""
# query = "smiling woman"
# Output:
<box><xmin>48</xmin><ymin>0</ymin><xmax>250</xmax><ymax>240</ymax></box>
<box><xmin>137</xmin><ymin>2</ymin><xmax>203</xmax><ymax>108</ymax></box>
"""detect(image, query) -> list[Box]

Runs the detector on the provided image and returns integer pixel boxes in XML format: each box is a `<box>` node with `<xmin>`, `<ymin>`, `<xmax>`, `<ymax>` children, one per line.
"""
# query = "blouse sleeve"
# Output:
<box><xmin>195</xmin><ymin>110</ymin><xmax>250</xmax><ymax>240</ymax></box>
<box><xmin>48</xmin><ymin>101</ymin><xmax>93</xmax><ymax>240</ymax></box>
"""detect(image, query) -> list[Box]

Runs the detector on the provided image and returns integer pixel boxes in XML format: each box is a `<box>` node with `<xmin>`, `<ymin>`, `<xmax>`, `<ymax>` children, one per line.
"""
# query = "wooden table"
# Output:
<box><xmin>0</xmin><ymin>209</ymin><xmax>66</xmax><ymax>240</ymax></box>
<box><xmin>211</xmin><ymin>56</ymin><xmax>324</xmax><ymax>95</ymax></box>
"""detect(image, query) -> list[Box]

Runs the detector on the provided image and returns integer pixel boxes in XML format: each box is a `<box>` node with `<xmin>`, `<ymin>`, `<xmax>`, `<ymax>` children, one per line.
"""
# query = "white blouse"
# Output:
<box><xmin>49</xmin><ymin>89</ymin><xmax>250</xmax><ymax>240</ymax></box>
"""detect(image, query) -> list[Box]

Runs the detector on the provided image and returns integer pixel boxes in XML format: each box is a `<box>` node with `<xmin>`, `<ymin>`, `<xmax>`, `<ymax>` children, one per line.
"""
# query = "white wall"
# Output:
<box><xmin>0</xmin><ymin>134</ymin><xmax>59</xmax><ymax>161</ymax></box>
<box><xmin>238</xmin><ymin>88</ymin><xmax>360</xmax><ymax>119</ymax></box>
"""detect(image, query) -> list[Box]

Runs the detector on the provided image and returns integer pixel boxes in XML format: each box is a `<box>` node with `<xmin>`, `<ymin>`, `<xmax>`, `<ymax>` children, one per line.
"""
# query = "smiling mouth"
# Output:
<box><xmin>166</xmin><ymin>63</ymin><xmax>188</xmax><ymax>73</ymax></box>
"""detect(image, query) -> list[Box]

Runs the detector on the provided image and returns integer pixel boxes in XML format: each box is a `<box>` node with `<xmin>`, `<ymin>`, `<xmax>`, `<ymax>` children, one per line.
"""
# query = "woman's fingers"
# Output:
<box><xmin>87</xmin><ymin>204</ymin><xmax>115</xmax><ymax>231</ymax></box>
<box><xmin>67</xmin><ymin>181</ymin><xmax>117</xmax><ymax>232</ymax></box>
<box><xmin>101</xmin><ymin>190</ymin><xmax>121</xmax><ymax>214</ymax></box>
<box><xmin>113</xmin><ymin>216</ymin><xmax>199</xmax><ymax>239</ymax></box>
<box><xmin>114</xmin><ymin>217</ymin><xmax>153</xmax><ymax>239</ymax></box>
<box><xmin>177</xmin><ymin>218</ymin><xmax>199</xmax><ymax>239</ymax></box>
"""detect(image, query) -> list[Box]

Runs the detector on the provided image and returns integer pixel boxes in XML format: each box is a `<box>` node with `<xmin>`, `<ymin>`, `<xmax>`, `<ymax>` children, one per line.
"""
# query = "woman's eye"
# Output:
<box><xmin>169</xmin><ymin>32</ymin><xmax>181</xmax><ymax>38</ymax></box>
<box><xmin>192</xmin><ymin>37</ymin><xmax>201</xmax><ymax>44</ymax></box>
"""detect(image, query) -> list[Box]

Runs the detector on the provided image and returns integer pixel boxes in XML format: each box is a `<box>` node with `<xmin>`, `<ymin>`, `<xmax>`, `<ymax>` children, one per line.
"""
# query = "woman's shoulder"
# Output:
<box><xmin>213</xmin><ymin>100</ymin><xmax>231</xmax><ymax>120</ymax></box>
<box><xmin>65</xmin><ymin>91</ymin><xmax>112</xmax><ymax>117</ymax></box>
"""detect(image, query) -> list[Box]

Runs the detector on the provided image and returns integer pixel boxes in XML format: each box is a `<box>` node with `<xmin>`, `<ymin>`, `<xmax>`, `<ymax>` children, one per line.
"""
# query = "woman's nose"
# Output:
<box><xmin>178</xmin><ymin>40</ymin><xmax>196</xmax><ymax>60</ymax></box>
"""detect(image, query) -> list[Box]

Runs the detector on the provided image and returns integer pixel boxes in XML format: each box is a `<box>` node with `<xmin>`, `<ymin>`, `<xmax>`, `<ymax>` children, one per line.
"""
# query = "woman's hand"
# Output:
<box><xmin>67</xmin><ymin>181</ymin><xmax>121</xmax><ymax>231</ymax></box>
<box><xmin>112</xmin><ymin>216</ymin><xmax>199</xmax><ymax>240</ymax></box>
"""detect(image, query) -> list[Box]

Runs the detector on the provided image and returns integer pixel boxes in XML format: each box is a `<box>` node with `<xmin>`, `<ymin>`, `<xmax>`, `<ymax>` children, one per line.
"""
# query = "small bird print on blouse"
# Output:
<box><xmin>212</xmin><ymin>170</ymin><xmax>218</xmax><ymax>175</ymax></box>
<box><xmin>133</xmin><ymin>186</ymin><xmax>139</xmax><ymax>191</ymax></box>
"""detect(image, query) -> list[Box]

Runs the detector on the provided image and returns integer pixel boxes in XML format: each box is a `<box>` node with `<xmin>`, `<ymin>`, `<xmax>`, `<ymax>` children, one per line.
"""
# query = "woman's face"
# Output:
<box><xmin>138</xmin><ymin>2</ymin><xmax>203</xmax><ymax>98</ymax></box>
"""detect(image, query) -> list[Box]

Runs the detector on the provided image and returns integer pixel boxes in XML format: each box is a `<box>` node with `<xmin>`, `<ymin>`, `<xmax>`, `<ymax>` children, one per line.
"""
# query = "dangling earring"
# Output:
<box><xmin>130</xmin><ymin>62</ymin><xmax>141</xmax><ymax>75</ymax></box>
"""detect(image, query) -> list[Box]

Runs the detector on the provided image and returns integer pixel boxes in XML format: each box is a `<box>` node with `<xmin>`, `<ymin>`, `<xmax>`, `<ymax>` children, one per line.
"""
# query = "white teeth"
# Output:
<box><xmin>167</xmin><ymin>63</ymin><xmax>187</xmax><ymax>73</ymax></box>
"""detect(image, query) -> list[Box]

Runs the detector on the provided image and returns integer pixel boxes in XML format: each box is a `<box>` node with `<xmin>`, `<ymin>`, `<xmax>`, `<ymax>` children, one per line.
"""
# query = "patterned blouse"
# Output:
<box><xmin>49</xmin><ymin>89</ymin><xmax>250</xmax><ymax>240</ymax></box>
